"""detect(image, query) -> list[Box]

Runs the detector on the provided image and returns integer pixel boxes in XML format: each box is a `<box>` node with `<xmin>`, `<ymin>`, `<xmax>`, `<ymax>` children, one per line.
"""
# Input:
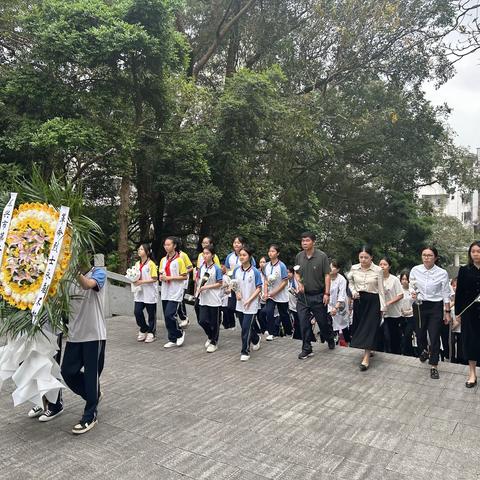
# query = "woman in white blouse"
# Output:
<box><xmin>399</xmin><ymin>271</ymin><xmax>416</xmax><ymax>357</ymax></box>
<box><xmin>348</xmin><ymin>246</ymin><xmax>386</xmax><ymax>371</ymax></box>
<box><xmin>409</xmin><ymin>246</ymin><xmax>451</xmax><ymax>380</ymax></box>
<box><xmin>379</xmin><ymin>257</ymin><xmax>403</xmax><ymax>355</ymax></box>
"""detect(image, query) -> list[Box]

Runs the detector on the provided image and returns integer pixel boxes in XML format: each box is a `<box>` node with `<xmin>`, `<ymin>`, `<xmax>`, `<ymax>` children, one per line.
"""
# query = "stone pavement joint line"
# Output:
<box><xmin>1</xmin><ymin>314</ymin><xmax>479</xmax><ymax>480</ymax></box>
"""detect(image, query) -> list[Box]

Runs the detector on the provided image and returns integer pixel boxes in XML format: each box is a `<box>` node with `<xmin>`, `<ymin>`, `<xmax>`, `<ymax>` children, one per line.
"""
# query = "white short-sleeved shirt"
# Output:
<box><xmin>400</xmin><ymin>287</ymin><xmax>414</xmax><ymax>317</ymax></box>
<box><xmin>233</xmin><ymin>265</ymin><xmax>262</xmax><ymax>314</ymax></box>
<box><xmin>288</xmin><ymin>278</ymin><xmax>297</xmax><ymax>312</ymax></box>
<box><xmin>133</xmin><ymin>259</ymin><xmax>158</xmax><ymax>304</ymax></box>
<box><xmin>383</xmin><ymin>274</ymin><xmax>403</xmax><ymax>318</ymax></box>
<box><xmin>159</xmin><ymin>255</ymin><xmax>187</xmax><ymax>303</ymax></box>
<box><xmin>68</xmin><ymin>268</ymin><xmax>107</xmax><ymax>342</ymax></box>
<box><xmin>225</xmin><ymin>252</ymin><xmax>256</xmax><ymax>271</ymax></box>
<box><xmin>264</xmin><ymin>260</ymin><xmax>289</xmax><ymax>303</ymax></box>
<box><xmin>329</xmin><ymin>274</ymin><xmax>349</xmax><ymax>330</ymax></box>
<box><xmin>198</xmin><ymin>263</ymin><xmax>223</xmax><ymax>307</ymax></box>
<box><xmin>221</xmin><ymin>274</ymin><xmax>230</xmax><ymax>307</ymax></box>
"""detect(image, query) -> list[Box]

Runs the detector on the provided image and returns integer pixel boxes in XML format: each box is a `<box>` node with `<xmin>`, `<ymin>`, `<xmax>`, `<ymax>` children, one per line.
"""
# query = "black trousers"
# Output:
<box><xmin>440</xmin><ymin>322</ymin><xmax>450</xmax><ymax>360</ymax></box>
<box><xmin>257</xmin><ymin>303</ymin><xmax>267</xmax><ymax>333</ymax></box>
<box><xmin>297</xmin><ymin>292</ymin><xmax>333</xmax><ymax>353</ymax></box>
<box><xmin>401</xmin><ymin>316</ymin><xmax>417</xmax><ymax>357</ymax></box>
<box><xmin>221</xmin><ymin>293</ymin><xmax>237</xmax><ymax>329</ymax></box>
<box><xmin>134</xmin><ymin>301</ymin><xmax>157</xmax><ymax>334</ymax></box>
<box><xmin>451</xmin><ymin>332</ymin><xmax>467</xmax><ymax>364</ymax></box>
<box><xmin>291</xmin><ymin>310</ymin><xmax>302</xmax><ymax>340</ymax></box>
<box><xmin>265</xmin><ymin>300</ymin><xmax>291</xmax><ymax>336</ymax></box>
<box><xmin>237</xmin><ymin>312</ymin><xmax>259</xmax><ymax>355</ymax></box>
<box><xmin>415</xmin><ymin>300</ymin><xmax>443</xmax><ymax>365</ymax></box>
<box><xmin>177</xmin><ymin>294</ymin><xmax>187</xmax><ymax>321</ymax></box>
<box><xmin>162</xmin><ymin>300</ymin><xmax>183</xmax><ymax>342</ymax></box>
<box><xmin>46</xmin><ymin>332</ymin><xmax>63</xmax><ymax>411</ymax></box>
<box><xmin>384</xmin><ymin>317</ymin><xmax>403</xmax><ymax>355</ymax></box>
<box><xmin>199</xmin><ymin>305</ymin><xmax>221</xmax><ymax>345</ymax></box>
<box><xmin>61</xmin><ymin>340</ymin><xmax>106</xmax><ymax>423</ymax></box>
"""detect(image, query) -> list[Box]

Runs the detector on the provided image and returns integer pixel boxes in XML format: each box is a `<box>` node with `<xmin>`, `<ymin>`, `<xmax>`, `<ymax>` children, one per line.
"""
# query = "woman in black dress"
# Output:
<box><xmin>455</xmin><ymin>240</ymin><xmax>480</xmax><ymax>388</ymax></box>
<box><xmin>348</xmin><ymin>246</ymin><xmax>386</xmax><ymax>371</ymax></box>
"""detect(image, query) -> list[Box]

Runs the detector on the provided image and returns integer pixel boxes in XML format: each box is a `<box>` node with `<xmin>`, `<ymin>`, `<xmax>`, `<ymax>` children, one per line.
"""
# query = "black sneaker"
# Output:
<box><xmin>38</xmin><ymin>406</ymin><xmax>64</xmax><ymax>422</ymax></box>
<box><xmin>72</xmin><ymin>416</ymin><xmax>98</xmax><ymax>435</ymax></box>
<box><xmin>430</xmin><ymin>367</ymin><xmax>440</xmax><ymax>380</ymax></box>
<box><xmin>419</xmin><ymin>350</ymin><xmax>429</xmax><ymax>363</ymax></box>
<box><xmin>298</xmin><ymin>350</ymin><xmax>314</xmax><ymax>360</ymax></box>
<box><xmin>328</xmin><ymin>339</ymin><xmax>335</xmax><ymax>350</ymax></box>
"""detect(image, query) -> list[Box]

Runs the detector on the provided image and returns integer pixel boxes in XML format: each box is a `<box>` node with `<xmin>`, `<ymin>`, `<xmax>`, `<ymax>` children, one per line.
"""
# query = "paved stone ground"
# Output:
<box><xmin>1</xmin><ymin>313</ymin><xmax>480</xmax><ymax>480</ymax></box>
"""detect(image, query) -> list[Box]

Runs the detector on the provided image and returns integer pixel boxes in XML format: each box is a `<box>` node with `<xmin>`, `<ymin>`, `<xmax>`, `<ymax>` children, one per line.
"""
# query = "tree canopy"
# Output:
<box><xmin>0</xmin><ymin>0</ymin><xmax>478</xmax><ymax>271</ymax></box>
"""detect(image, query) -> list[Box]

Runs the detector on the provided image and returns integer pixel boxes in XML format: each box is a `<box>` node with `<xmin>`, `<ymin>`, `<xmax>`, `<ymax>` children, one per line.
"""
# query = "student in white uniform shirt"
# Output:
<box><xmin>133</xmin><ymin>244</ymin><xmax>159</xmax><ymax>343</ymax></box>
<box><xmin>264</xmin><ymin>245</ymin><xmax>290</xmax><ymax>340</ymax></box>
<box><xmin>159</xmin><ymin>236</ymin><xmax>188</xmax><ymax>348</ymax></box>
<box><xmin>233</xmin><ymin>246</ymin><xmax>262</xmax><ymax>361</ymax></box>
<box><xmin>224</xmin><ymin>236</ymin><xmax>256</xmax><ymax>329</ymax></box>
<box><xmin>409</xmin><ymin>246</ymin><xmax>451</xmax><ymax>379</ymax></box>
<box><xmin>379</xmin><ymin>257</ymin><xmax>404</xmax><ymax>355</ymax></box>
<box><xmin>196</xmin><ymin>246</ymin><xmax>223</xmax><ymax>352</ymax></box>
<box><xmin>328</xmin><ymin>260</ymin><xmax>350</xmax><ymax>345</ymax></box>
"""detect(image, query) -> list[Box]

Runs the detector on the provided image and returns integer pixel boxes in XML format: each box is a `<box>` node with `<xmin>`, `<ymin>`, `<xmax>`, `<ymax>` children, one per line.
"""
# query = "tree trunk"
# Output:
<box><xmin>225</xmin><ymin>0</ymin><xmax>241</xmax><ymax>78</ymax></box>
<box><xmin>117</xmin><ymin>174</ymin><xmax>131</xmax><ymax>273</ymax></box>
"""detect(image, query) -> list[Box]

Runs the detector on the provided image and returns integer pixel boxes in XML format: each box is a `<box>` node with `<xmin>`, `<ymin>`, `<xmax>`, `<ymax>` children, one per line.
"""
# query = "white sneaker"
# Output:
<box><xmin>204</xmin><ymin>339</ymin><xmax>211</xmax><ymax>348</ymax></box>
<box><xmin>28</xmin><ymin>405</ymin><xmax>44</xmax><ymax>418</ymax></box>
<box><xmin>240</xmin><ymin>354</ymin><xmax>250</xmax><ymax>361</ymax></box>
<box><xmin>266</xmin><ymin>334</ymin><xmax>274</xmax><ymax>341</ymax></box>
<box><xmin>252</xmin><ymin>338</ymin><xmax>261</xmax><ymax>351</ymax></box>
<box><xmin>176</xmin><ymin>332</ymin><xmax>185</xmax><ymax>347</ymax></box>
<box><xmin>179</xmin><ymin>318</ymin><xmax>190</xmax><ymax>329</ymax></box>
<box><xmin>164</xmin><ymin>341</ymin><xmax>177</xmax><ymax>348</ymax></box>
<box><xmin>206</xmin><ymin>344</ymin><xmax>217</xmax><ymax>353</ymax></box>
<box><xmin>145</xmin><ymin>333</ymin><xmax>156</xmax><ymax>343</ymax></box>
<box><xmin>137</xmin><ymin>332</ymin><xmax>147</xmax><ymax>342</ymax></box>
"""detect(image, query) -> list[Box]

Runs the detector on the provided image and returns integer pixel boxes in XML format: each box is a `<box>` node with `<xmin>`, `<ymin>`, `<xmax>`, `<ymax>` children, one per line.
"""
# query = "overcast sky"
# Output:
<box><xmin>423</xmin><ymin>47</ymin><xmax>480</xmax><ymax>154</ymax></box>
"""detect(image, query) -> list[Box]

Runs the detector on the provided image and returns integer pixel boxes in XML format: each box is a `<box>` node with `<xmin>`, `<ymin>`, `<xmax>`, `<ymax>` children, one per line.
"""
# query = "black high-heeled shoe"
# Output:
<box><xmin>359</xmin><ymin>363</ymin><xmax>369</xmax><ymax>371</ymax></box>
<box><xmin>466</xmin><ymin>379</ymin><xmax>477</xmax><ymax>388</ymax></box>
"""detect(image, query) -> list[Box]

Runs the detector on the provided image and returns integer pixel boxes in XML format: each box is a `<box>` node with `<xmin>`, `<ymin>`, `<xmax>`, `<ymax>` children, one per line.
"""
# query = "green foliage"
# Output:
<box><xmin>427</xmin><ymin>215</ymin><xmax>474</xmax><ymax>266</ymax></box>
<box><xmin>0</xmin><ymin>0</ymin><xmax>473</xmax><ymax>274</ymax></box>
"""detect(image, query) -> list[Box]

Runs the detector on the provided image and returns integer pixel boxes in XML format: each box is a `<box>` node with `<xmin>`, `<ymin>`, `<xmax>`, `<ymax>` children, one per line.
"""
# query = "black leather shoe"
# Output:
<box><xmin>328</xmin><ymin>339</ymin><xmax>335</xmax><ymax>350</ymax></box>
<box><xmin>430</xmin><ymin>367</ymin><xmax>439</xmax><ymax>379</ymax></box>
<box><xmin>419</xmin><ymin>350</ymin><xmax>429</xmax><ymax>363</ymax></box>
<box><xmin>466</xmin><ymin>379</ymin><xmax>477</xmax><ymax>388</ymax></box>
<box><xmin>359</xmin><ymin>363</ymin><xmax>369</xmax><ymax>371</ymax></box>
<box><xmin>298</xmin><ymin>350</ymin><xmax>314</xmax><ymax>360</ymax></box>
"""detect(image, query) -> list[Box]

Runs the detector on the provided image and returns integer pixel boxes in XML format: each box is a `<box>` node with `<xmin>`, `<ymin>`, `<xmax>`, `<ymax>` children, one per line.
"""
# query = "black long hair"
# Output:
<box><xmin>467</xmin><ymin>240</ymin><xmax>480</xmax><ymax>266</ymax></box>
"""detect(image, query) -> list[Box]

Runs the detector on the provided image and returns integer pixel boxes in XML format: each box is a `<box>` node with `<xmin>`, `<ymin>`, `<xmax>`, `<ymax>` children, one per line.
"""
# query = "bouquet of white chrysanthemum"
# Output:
<box><xmin>126</xmin><ymin>265</ymin><xmax>141</xmax><ymax>293</ymax></box>
<box><xmin>267</xmin><ymin>272</ymin><xmax>278</xmax><ymax>287</ymax></box>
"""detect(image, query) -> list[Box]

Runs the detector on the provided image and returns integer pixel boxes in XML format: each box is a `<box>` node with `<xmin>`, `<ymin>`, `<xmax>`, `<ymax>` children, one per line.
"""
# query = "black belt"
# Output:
<box><xmin>304</xmin><ymin>290</ymin><xmax>323</xmax><ymax>295</ymax></box>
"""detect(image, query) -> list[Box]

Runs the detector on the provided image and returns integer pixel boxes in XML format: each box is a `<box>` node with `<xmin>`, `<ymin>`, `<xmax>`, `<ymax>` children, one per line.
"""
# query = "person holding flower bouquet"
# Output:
<box><xmin>196</xmin><ymin>246</ymin><xmax>223</xmax><ymax>353</ymax></box>
<box><xmin>132</xmin><ymin>244</ymin><xmax>158</xmax><ymax>343</ymax></box>
<box><xmin>224</xmin><ymin>236</ymin><xmax>256</xmax><ymax>329</ymax></box>
<box><xmin>61</xmin><ymin>257</ymin><xmax>107</xmax><ymax>435</ymax></box>
<box><xmin>233</xmin><ymin>246</ymin><xmax>262</xmax><ymax>361</ymax></box>
<box><xmin>409</xmin><ymin>246</ymin><xmax>451</xmax><ymax>380</ymax></box>
<box><xmin>159</xmin><ymin>237</ymin><xmax>188</xmax><ymax>348</ymax></box>
<box><xmin>264</xmin><ymin>244</ymin><xmax>290</xmax><ymax>340</ymax></box>
<box><xmin>455</xmin><ymin>240</ymin><xmax>480</xmax><ymax>387</ymax></box>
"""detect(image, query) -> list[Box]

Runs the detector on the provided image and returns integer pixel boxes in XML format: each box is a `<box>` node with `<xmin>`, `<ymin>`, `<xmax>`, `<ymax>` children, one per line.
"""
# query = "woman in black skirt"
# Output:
<box><xmin>348</xmin><ymin>246</ymin><xmax>386</xmax><ymax>371</ymax></box>
<box><xmin>455</xmin><ymin>240</ymin><xmax>480</xmax><ymax>388</ymax></box>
